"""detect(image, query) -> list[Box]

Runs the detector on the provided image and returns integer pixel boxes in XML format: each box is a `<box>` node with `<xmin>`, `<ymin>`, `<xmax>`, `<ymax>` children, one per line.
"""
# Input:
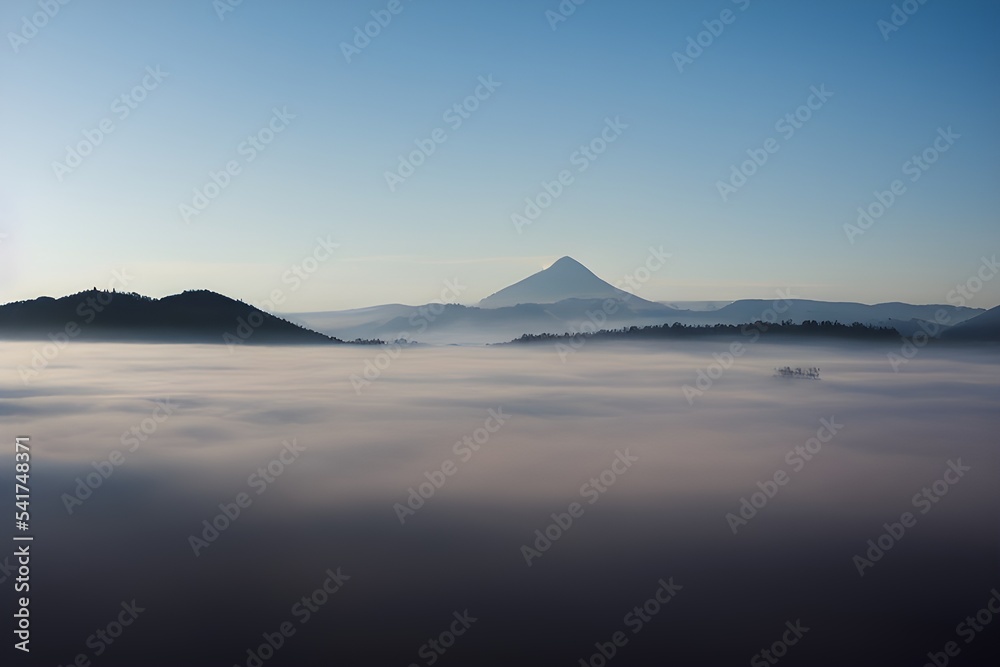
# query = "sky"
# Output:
<box><xmin>1</xmin><ymin>0</ymin><xmax>998</xmax><ymax>311</ymax></box>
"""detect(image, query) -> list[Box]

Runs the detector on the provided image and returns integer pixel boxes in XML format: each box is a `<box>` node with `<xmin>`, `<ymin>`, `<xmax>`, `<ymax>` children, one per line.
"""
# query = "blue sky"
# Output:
<box><xmin>1</xmin><ymin>0</ymin><xmax>998</xmax><ymax>310</ymax></box>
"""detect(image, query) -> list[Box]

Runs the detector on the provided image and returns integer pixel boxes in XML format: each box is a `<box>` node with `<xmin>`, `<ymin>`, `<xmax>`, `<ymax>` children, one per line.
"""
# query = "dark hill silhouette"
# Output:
<box><xmin>0</xmin><ymin>289</ymin><xmax>352</xmax><ymax>345</ymax></box>
<box><xmin>940</xmin><ymin>304</ymin><xmax>1000</xmax><ymax>342</ymax></box>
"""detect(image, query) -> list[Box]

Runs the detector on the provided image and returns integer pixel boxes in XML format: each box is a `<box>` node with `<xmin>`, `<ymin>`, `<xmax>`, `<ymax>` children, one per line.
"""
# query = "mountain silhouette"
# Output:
<box><xmin>0</xmin><ymin>289</ymin><xmax>345</xmax><ymax>345</ymax></box>
<box><xmin>941</xmin><ymin>304</ymin><xmax>1000</xmax><ymax>341</ymax></box>
<box><xmin>292</xmin><ymin>296</ymin><xmax>983</xmax><ymax>346</ymax></box>
<box><xmin>478</xmin><ymin>256</ymin><xmax>663</xmax><ymax>309</ymax></box>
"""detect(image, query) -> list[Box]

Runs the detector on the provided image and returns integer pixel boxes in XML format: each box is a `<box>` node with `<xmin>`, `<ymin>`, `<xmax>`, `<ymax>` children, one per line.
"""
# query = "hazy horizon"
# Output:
<box><xmin>6</xmin><ymin>262</ymin><xmax>1000</xmax><ymax>314</ymax></box>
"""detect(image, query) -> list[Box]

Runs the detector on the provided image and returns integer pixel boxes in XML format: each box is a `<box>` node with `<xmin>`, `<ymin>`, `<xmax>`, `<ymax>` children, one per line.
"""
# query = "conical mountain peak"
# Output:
<box><xmin>478</xmin><ymin>257</ymin><xmax>654</xmax><ymax>309</ymax></box>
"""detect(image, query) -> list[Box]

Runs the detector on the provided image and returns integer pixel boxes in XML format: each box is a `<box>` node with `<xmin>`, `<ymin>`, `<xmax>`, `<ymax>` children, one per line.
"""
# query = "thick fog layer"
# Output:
<box><xmin>1</xmin><ymin>340</ymin><xmax>997</xmax><ymax>665</ymax></box>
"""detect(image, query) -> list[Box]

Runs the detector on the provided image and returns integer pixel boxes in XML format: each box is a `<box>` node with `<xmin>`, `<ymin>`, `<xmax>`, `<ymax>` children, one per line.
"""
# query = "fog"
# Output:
<box><xmin>1</xmin><ymin>340</ymin><xmax>998</xmax><ymax>665</ymax></box>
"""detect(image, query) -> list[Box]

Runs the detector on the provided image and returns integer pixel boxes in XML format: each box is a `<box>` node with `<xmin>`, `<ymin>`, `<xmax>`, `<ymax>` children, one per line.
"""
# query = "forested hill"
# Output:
<box><xmin>507</xmin><ymin>320</ymin><xmax>900</xmax><ymax>344</ymax></box>
<box><xmin>0</xmin><ymin>289</ymin><xmax>347</xmax><ymax>345</ymax></box>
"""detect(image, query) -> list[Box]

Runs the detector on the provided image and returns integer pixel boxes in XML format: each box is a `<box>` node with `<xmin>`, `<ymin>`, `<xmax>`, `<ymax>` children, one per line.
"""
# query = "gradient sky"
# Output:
<box><xmin>1</xmin><ymin>0</ymin><xmax>998</xmax><ymax>311</ymax></box>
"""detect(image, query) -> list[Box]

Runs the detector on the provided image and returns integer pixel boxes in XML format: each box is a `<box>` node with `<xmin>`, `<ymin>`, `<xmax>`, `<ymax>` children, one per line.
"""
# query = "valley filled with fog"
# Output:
<box><xmin>2</xmin><ymin>340</ymin><xmax>998</xmax><ymax>665</ymax></box>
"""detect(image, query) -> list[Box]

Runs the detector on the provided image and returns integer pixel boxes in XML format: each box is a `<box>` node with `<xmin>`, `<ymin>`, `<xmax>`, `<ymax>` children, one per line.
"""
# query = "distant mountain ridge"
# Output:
<box><xmin>286</xmin><ymin>257</ymin><xmax>986</xmax><ymax>344</ymax></box>
<box><xmin>290</xmin><ymin>298</ymin><xmax>986</xmax><ymax>346</ymax></box>
<box><xmin>0</xmin><ymin>289</ymin><xmax>344</xmax><ymax>345</ymax></box>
